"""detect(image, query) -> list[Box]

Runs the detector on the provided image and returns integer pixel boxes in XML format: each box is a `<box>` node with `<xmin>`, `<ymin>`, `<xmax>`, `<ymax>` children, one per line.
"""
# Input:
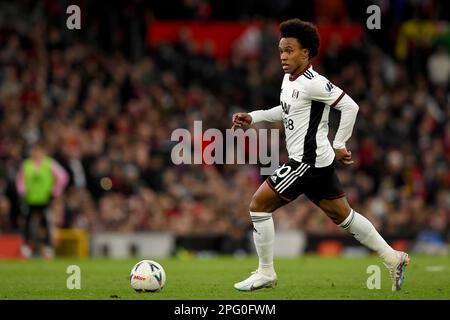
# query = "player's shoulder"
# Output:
<box><xmin>307</xmin><ymin>68</ymin><xmax>338</xmax><ymax>93</ymax></box>
<box><xmin>289</xmin><ymin>64</ymin><xmax>328</xmax><ymax>87</ymax></box>
<box><xmin>308</xmin><ymin>67</ymin><xmax>329</xmax><ymax>85</ymax></box>
<box><xmin>284</xmin><ymin>65</ymin><xmax>334</xmax><ymax>91</ymax></box>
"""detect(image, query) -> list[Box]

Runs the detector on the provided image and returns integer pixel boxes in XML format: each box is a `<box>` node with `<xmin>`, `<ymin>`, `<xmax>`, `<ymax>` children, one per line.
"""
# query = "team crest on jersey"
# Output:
<box><xmin>292</xmin><ymin>89</ymin><xmax>299</xmax><ymax>99</ymax></box>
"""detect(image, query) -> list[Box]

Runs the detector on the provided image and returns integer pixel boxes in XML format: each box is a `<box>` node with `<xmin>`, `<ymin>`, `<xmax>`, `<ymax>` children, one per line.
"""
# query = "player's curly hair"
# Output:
<box><xmin>280</xmin><ymin>19</ymin><xmax>320</xmax><ymax>60</ymax></box>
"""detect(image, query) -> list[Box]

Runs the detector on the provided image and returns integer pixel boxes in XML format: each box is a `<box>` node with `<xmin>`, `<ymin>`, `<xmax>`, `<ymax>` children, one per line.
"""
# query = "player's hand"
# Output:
<box><xmin>231</xmin><ymin>113</ymin><xmax>252</xmax><ymax>130</ymax></box>
<box><xmin>335</xmin><ymin>147</ymin><xmax>354</xmax><ymax>165</ymax></box>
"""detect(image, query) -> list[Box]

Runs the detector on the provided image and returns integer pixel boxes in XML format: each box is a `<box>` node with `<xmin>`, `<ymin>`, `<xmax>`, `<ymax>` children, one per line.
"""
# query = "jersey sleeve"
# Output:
<box><xmin>51</xmin><ymin>160</ymin><xmax>69</xmax><ymax>197</ymax></box>
<box><xmin>15</xmin><ymin>166</ymin><xmax>25</xmax><ymax>196</ymax></box>
<box><xmin>248</xmin><ymin>105</ymin><xmax>283</xmax><ymax>124</ymax></box>
<box><xmin>307</xmin><ymin>75</ymin><xmax>346</xmax><ymax>107</ymax></box>
<box><xmin>308</xmin><ymin>75</ymin><xmax>359</xmax><ymax>149</ymax></box>
<box><xmin>332</xmin><ymin>94</ymin><xmax>359</xmax><ymax>149</ymax></box>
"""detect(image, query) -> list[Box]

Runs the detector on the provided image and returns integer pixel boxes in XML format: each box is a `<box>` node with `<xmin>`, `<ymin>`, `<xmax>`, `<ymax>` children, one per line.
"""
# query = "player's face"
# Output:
<box><xmin>31</xmin><ymin>147</ymin><xmax>45</xmax><ymax>160</ymax></box>
<box><xmin>278</xmin><ymin>37</ymin><xmax>309</xmax><ymax>75</ymax></box>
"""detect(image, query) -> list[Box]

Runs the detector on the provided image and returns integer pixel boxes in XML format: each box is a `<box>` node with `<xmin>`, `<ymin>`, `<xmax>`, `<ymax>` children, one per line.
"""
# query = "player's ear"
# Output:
<box><xmin>301</xmin><ymin>48</ymin><xmax>310</xmax><ymax>59</ymax></box>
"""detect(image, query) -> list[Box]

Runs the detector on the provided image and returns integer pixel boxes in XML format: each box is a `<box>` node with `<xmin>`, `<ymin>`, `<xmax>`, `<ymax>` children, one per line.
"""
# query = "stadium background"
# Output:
<box><xmin>0</xmin><ymin>0</ymin><xmax>449</xmax><ymax>260</ymax></box>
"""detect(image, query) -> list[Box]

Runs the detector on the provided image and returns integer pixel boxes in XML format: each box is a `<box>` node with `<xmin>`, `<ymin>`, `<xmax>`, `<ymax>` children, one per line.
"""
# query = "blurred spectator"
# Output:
<box><xmin>315</xmin><ymin>0</ymin><xmax>348</xmax><ymax>24</ymax></box>
<box><xmin>427</xmin><ymin>45</ymin><xmax>450</xmax><ymax>86</ymax></box>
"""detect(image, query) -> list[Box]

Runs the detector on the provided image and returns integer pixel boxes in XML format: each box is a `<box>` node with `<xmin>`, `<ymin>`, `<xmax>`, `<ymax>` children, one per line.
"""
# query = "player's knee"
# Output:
<box><xmin>249</xmin><ymin>196</ymin><xmax>262</xmax><ymax>212</ymax></box>
<box><xmin>249</xmin><ymin>196</ymin><xmax>272</xmax><ymax>212</ymax></box>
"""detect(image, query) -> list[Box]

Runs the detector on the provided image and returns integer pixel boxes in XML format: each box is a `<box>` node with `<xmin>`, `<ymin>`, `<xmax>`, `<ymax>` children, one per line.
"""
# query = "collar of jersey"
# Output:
<box><xmin>289</xmin><ymin>63</ymin><xmax>312</xmax><ymax>81</ymax></box>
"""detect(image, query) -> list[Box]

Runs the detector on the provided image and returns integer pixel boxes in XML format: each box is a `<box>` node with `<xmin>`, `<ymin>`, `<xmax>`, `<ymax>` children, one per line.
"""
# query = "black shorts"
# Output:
<box><xmin>266</xmin><ymin>158</ymin><xmax>345</xmax><ymax>204</ymax></box>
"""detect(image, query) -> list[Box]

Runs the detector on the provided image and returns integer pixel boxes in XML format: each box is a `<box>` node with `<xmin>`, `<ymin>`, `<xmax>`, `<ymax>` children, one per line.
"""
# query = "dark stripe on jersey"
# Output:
<box><xmin>289</xmin><ymin>63</ymin><xmax>312</xmax><ymax>81</ymax></box>
<box><xmin>330</xmin><ymin>91</ymin><xmax>346</xmax><ymax>108</ymax></box>
<box><xmin>304</xmin><ymin>70</ymin><xmax>314</xmax><ymax>79</ymax></box>
<box><xmin>302</xmin><ymin>101</ymin><xmax>326</xmax><ymax>166</ymax></box>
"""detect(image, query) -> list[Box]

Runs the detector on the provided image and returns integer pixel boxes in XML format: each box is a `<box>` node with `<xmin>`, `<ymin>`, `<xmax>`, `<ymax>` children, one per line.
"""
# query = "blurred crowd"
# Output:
<box><xmin>0</xmin><ymin>1</ymin><xmax>449</xmax><ymax>249</ymax></box>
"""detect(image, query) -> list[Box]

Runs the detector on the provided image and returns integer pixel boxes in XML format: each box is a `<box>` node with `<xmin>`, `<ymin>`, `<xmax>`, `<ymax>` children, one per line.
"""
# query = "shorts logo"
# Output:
<box><xmin>274</xmin><ymin>162</ymin><xmax>310</xmax><ymax>193</ymax></box>
<box><xmin>274</xmin><ymin>163</ymin><xmax>292</xmax><ymax>178</ymax></box>
<box><xmin>270</xmin><ymin>175</ymin><xmax>277</xmax><ymax>183</ymax></box>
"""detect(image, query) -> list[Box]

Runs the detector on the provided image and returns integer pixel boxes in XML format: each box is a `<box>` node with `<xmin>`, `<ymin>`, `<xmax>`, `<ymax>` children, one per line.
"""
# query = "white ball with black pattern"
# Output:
<box><xmin>130</xmin><ymin>260</ymin><xmax>166</xmax><ymax>292</ymax></box>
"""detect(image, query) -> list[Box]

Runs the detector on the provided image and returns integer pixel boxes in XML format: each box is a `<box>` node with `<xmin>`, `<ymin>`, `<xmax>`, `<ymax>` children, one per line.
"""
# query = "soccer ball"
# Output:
<box><xmin>130</xmin><ymin>260</ymin><xmax>166</xmax><ymax>292</ymax></box>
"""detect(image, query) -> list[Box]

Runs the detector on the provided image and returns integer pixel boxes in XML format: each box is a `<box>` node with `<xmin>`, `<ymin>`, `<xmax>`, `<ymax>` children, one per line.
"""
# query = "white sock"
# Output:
<box><xmin>340</xmin><ymin>209</ymin><xmax>396</xmax><ymax>263</ymax></box>
<box><xmin>250</xmin><ymin>211</ymin><xmax>275</xmax><ymax>276</ymax></box>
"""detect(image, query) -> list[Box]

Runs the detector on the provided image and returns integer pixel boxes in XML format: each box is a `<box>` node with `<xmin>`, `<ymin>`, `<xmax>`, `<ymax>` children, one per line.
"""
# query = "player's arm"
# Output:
<box><xmin>232</xmin><ymin>105</ymin><xmax>283</xmax><ymax>129</ymax></box>
<box><xmin>331</xmin><ymin>94</ymin><xmax>359</xmax><ymax>165</ymax></box>
<box><xmin>15</xmin><ymin>167</ymin><xmax>26</xmax><ymax>196</ymax></box>
<box><xmin>308</xmin><ymin>77</ymin><xmax>359</xmax><ymax>165</ymax></box>
<box><xmin>51</xmin><ymin>160</ymin><xmax>69</xmax><ymax>197</ymax></box>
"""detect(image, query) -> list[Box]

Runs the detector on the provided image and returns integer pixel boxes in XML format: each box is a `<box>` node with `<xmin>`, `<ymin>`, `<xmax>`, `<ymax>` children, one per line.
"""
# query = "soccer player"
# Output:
<box><xmin>232</xmin><ymin>19</ymin><xmax>410</xmax><ymax>292</ymax></box>
<box><xmin>16</xmin><ymin>142</ymin><xmax>69</xmax><ymax>259</ymax></box>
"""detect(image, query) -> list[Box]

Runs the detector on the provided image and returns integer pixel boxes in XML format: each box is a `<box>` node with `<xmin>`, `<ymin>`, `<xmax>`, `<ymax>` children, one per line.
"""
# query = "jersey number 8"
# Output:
<box><xmin>284</xmin><ymin>118</ymin><xmax>294</xmax><ymax>130</ymax></box>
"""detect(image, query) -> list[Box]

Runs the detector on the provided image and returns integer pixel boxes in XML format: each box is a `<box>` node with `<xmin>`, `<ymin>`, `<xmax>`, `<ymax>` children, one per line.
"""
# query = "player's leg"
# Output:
<box><xmin>318</xmin><ymin>196</ymin><xmax>398</xmax><ymax>259</ymax></box>
<box><xmin>234</xmin><ymin>181</ymin><xmax>287</xmax><ymax>291</ymax></box>
<box><xmin>21</xmin><ymin>205</ymin><xmax>34</xmax><ymax>258</ymax></box>
<box><xmin>39</xmin><ymin>206</ymin><xmax>54</xmax><ymax>259</ymax></box>
<box><xmin>249</xmin><ymin>181</ymin><xmax>286</xmax><ymax>274</ymax></box>
<box><xmin>318</xmin><ymin>196</ymin><xmax>410</xmax><ymax>291</ymax></box>
<box><xmin>310</xmin><ymin>164</ymin><xmax>410</xmax><ymax>291</ymax></box>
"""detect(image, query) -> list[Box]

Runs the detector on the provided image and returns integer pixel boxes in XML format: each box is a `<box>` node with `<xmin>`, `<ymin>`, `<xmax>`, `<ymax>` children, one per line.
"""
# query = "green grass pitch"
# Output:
<box><xmin>0</xmin><ymin>255</ymin><xmax>449</xmax><ymax>300</ymax></box>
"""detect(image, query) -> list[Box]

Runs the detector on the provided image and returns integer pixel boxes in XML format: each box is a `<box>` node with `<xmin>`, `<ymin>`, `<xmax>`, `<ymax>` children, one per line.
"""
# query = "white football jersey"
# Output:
<box><xmin>280</xmin><ymin>63</ymin><xmax>345</xmax><ymax>167</ymax></box>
